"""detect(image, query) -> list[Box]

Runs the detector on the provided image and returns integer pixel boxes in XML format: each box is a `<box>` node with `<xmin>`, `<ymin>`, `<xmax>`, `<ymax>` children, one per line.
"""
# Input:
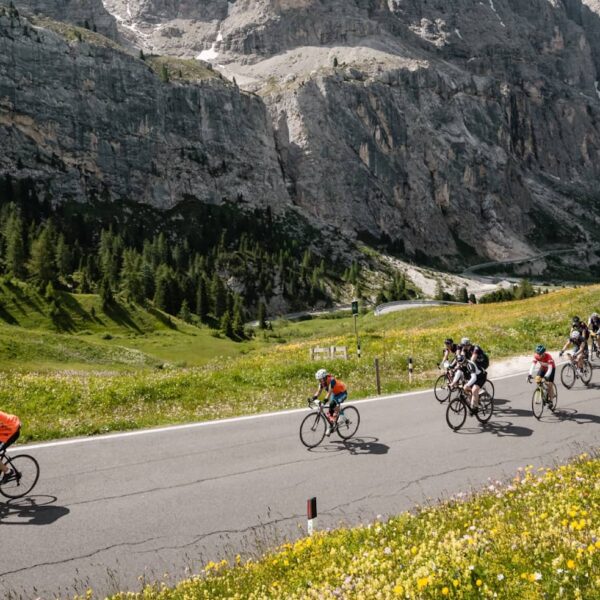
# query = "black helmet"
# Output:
<box><xmin>572</xmin><ymin>316</ymin><xmax>580</xmax><ymax>325</ymax></box>
<box><xmin>535</xmin><ymin>344</ymin><xmax>545</xmax><ymax>355</ymax></box>
<box><xmin>444</xmin><ymin>338</ymin><xmax>454</xmax><ymax>345</ymax></box>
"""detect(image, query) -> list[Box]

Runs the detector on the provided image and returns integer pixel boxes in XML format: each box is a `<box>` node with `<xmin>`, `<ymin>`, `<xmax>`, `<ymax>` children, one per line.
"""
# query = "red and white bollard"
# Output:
<box><xmin>307</xmin><ymin>497</ymin><xmax>317</xmax><ymax>535</ymax></box>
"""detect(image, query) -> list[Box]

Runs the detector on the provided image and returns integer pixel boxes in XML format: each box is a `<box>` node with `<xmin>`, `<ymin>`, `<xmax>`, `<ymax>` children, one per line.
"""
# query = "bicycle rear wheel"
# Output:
<box><xmin>446</xmin><ymin>398</ymin><xmax>467</xmax><ymax>431</ymax></box>
<box><xmin>531</xmin><ymin>387</ymin><xmax>544</xmax><ymax>420</ymax></box>
<box><xmin>299</xmin><ymin>412</ymin><xmax>327</xmax><ymax>448</ymax></box>
<box><xmin>336</xmin><ymin>406</ymin><xmax>360</xmax><ymax>440</ymax></box>
<box><xmin>475</xmin><ymin>391</ymin><xmax>493</xmax><ymax>424</ymax></box>
<box><xmin>434</xmin><ymin>375</ymin><xmax>451</xmax><ymax>403</ymax></box>
<box><xmin>560</xmin><ymin>364</ymin><xmax>575</xmax><ymax>389</ymax></box>
<box><xmin>0</xmin><ymin>454</ymin><xmax>40</xmax><ymax>499</ymax></box>
<box><xmin>482</xmin><ymin>380</ymin><xmax>495</xmax><ymax>401</ymax></box>
<box><xmin>581</xmin><ymin>360</ymin><xmax>593</xmax><ymax>385</ymax></box>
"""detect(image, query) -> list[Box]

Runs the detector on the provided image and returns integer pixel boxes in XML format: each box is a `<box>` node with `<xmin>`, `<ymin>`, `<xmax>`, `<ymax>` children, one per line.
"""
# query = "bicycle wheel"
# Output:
<box><xmin>531</xmin><ymin>387</ymin><xmax>544</xmax><ymax>420</ymax></box>
<box><xmin>560</xmin><ymin>363</ymin><xmax>576</xmax><ymax>389</ymax></box>
<box><xmin>546</xmin><ymin>382</ymin><xmax>558</xmax><ymax>412</ymax></box>
<box><xmin>475</xmin><ymin>390</ymin><xmax>493</xmax><ymax>424</ymax></box>
<box><xmin>0</xmin><ymin>454</ymin><xmax>40</xmax><ymax>499</ymax></box>
<box><xmin>299</xmin><ymin>412</ymin><xmax>327</xmax><ymax>448</ymax></box>
<box><xmin>446</xmin><ymin>398</ymin><xmax>467</xmax><ymax>431</ymax></box>
<box><xmin>336</xmin><ymin>406</ymin><xmax>360</xmax><ymax>440</ymax></box>
<box><xmin>434</xmin><ymin>375</ymin><xmax>451</xmax><ymax>403</ymax></box>
<box><xmin>581</xmin><ymin>360</ymin><xmax>593</xmax><ymax>385</ymax></box>
<box><xmin>482</xmin><ymin>380</ymin><xmax>495</xmax><ymax>401</ymax></box>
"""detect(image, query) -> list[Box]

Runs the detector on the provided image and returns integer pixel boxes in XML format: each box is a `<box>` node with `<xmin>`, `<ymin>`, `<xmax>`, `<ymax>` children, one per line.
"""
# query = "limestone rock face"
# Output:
<box><xmin>3</xmin><ymin>0</ymin><xmax>600</xmax><ymax>266</ymax></box>
<box><xmin>0</xmin><ymin>9</ymin><xmax>289</xmax><ymax>212</ymax></box>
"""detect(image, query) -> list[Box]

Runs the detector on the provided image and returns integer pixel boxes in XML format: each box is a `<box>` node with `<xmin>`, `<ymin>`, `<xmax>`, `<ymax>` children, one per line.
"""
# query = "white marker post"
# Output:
<box><xmin>408</xmin><ymin>356</ymin><xmax>414</xmax><ymax>384</ymax></box>
<box><xmin>307</xmin><ymin>497</ymin><xmax>317</xmax><ymax>535</ymax></box>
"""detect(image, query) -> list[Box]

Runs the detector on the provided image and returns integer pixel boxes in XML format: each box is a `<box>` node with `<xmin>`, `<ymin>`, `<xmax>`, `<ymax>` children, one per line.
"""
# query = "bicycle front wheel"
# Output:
<box><xmin>560</xmin><ymin>364</ymin><xmax>575</xmax><ymax>389</ymax></box>
<box><xmin>434</xmin><ymin>375</ymin><xmax>451</xmax><ymax>403</ymax></box>
<box><xmin>446</xmin><ymin>398</ymin><xmax>467</xmax><ymax>431</ymax></box>
<box><xmin>299</xmin><ymin>412</ymin><xmax>327</xmax><ymax>448</ymax></box>
<box><xmin>0</xmin><ymin>454</ymin><xmax>40</xmax><ymax>499</ymax></box>
<box><xmin>581</xmin><ymin>360</ymin><xmax>593</xmax><ymax>385</ymax></box>
<box><xmin>337</xmin><ymin>406</ymin><xmax>360</xmax><ymax>440</ymax></box>
<box><xmin>531</xmin><ymin>387</ymin><xmax>544</xmax><ymax>420</ymax></box>
<box><xmin>475</xmin><ymin>391</ymin><xmax>493</xmax><ymax>424</ymax></box>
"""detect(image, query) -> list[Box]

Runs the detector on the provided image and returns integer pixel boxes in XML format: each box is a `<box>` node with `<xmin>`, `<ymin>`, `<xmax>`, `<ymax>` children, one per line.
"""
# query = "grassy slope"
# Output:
<box><xmin>105</xmin><ymin>454</ymin><xmax>600</xmax><ymax>599</ymax></box>
<box><xmin>1</xmin><ymin>282</ymin><xmax>600</xmax><ymax>441</ymax></box>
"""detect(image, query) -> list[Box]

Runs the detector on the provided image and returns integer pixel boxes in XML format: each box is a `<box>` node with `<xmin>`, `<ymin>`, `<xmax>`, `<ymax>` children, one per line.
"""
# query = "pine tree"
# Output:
<box><xmin>458</xmin><ymin>287</ymin><xmax>469</xmax><ymax>303</ymax></box>
<box><xmin>220</xmin><ymin>310</ymin><xmax>234</xmax><ymax>339</ymax></box>
<box><xmin>153</xmin><ymin>268</ymin><xmax>170</xmax><ymax>312</ymax></box>
<box><xmin>28</xmin><ymin>222</ymin><xmax>57</xmax><ymax>288</ymax></box>
<box><xmin>99</xmin><ymin>277</ymin><xmax>114</xmax><ymax>310</ymax></box>
<box><xmin>196</xmin><ymin>277</ymin><xmax>209</xmax><ymax>321</ymax></box>
<box><xmin>434</xmin><ymin>280</ymin><xmax>444</xmax><ymax>301</ymax></box>
<box><xmin>257</xmin><ymin>302</ymin><xmax>267</xmax><ymax>329</ymax></box>
<box><xmin>468</xmin><ymin>293</ymin><xmax>477</xmax><ymax>304</ymax></box>
<box><xmin>120</xmin><ymin>248</ymin><xmax>144</xmax><ymax>303</ymax></box>
<box><xmin>3</xmin><ymin>210</ymin><xmax>26</xmax><ymax>278</ymax></box>
<box><xmin>232</xmin><ymin>300</ymin><xmax>245</xmax><ymax>340</ymax></box>
<box><xmin>211</xmin><ymin>272</ymin><xmax>227</xmax><ymax>318</ymax></box>
<box><xmin>178</xmin><ymin>299</ymin><xmax>192</xmax><ymax>323</ymax></box>
<box><xmin>55</xmin><ymin>234</ymin><xmax>73</xmax><ymax>278</ymax></box>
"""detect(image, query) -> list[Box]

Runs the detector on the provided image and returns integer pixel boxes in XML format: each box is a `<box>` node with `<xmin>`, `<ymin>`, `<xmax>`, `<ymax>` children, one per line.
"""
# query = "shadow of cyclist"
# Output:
<box><xmin>554</xmin><ymin>408</ymin><xmax>600</xmax><ymax>425</ymax></box>
<box><xmin>0</xmin><ymin>495</ymin><xmax>69</xmax><ymax>525</ymax></box>
<box><xmin>455</xmin><ymin>420</ymin><xmax>534</xmax><ymax>437</ymax></box>
<box><xmin>310</xmin><ymin>437</ymin><xmax>390</xmax><ymax>455</ymax></box>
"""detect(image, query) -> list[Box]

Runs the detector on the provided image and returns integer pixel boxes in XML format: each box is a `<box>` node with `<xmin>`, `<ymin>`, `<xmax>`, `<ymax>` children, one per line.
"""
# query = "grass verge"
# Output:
<box><xmin>104</xmin><ymin>453</ymin><xmax>600</xmax><ymax>599</ymax></box>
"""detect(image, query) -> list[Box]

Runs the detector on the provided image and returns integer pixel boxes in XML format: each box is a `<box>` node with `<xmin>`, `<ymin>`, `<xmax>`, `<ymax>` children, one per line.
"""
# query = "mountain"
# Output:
<box><xmin>2</xmin><ymin>0</ymin><xmax>600</xmax><ymax>274</ymax></box>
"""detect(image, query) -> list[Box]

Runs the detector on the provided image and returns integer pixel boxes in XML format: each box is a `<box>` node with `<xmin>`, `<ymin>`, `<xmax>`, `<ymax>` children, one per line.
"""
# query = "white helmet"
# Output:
<box><xmin>315</xmin><ymin>368</ymin><xmax>328</xmax><ymax>380</ymax></box>
<box><xmin>461</xmin><ymin>337</ymin><xmax>471</xmax><ymax>346</ymax></box>
<box><xmin>570</xmin><ymin>330</ymin><xmax>581</xmax><ymax>341</ymax></box>
<box><xmin>592</xmin><ymin>313</ymin><xmax>599</xmax><ymax>319</ymax></box>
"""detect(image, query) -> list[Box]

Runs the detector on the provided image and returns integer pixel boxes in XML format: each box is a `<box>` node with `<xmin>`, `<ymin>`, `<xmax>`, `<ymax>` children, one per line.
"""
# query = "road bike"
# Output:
<box><xmin>590</xmin><ymin>333</ymin><xmax>600</xmax><ymax>361</ymax></box>
<box><xmin>299</xmin><ymin>398</ymin><xmax>360</xmax><ymax>448</ymax></box>
<box><xmin>445</xmin><ymin>385</ymin><xmax>493</xmax><ymax>431</ymax></box>
<box><xmin>530</xmin><ymin>375</ymin><xmax>558</xmax><ymax>419</ymax></box>
<box><xmin>434</xmin><ymin>361</ymin><xmax>454</xmax><ymax>403</ymax></box>
<box><xmin>0</xmin><ymin>447</ymin><xmax>40</xmax><ymax>499</ymax></box>
<box><xmin>560</xmin><ymin>352</ymin><xmax>592</xmax><ymax>389</ymax></box>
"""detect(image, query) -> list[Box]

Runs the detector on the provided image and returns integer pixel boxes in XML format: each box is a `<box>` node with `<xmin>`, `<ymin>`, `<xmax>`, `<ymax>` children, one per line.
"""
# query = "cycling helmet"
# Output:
<box><xmin>315</xmin><ymin>368</ymin><xmax>328</xmax><ymax>380</ymax></box>
<box><xmin>592</xmin><ymin>313</ymin><xmax>599</xmax><ymax>319</ymax></box>
<box><xmin>570</xmin><ymin>330</ymin><xmax>581</xmax><ymax>341</ymax></box>
<box><xmin>456</xmin><ymin>354</ymin><xmax>466</xmax><ymax>363</ymax></box>
<box><xmin>572</xmin><ymin>316</ymin><xmax>580</xmax><ymax>325</ymax></box>
<box><xmin>460</xmin><ymin>337</ymin><xmax>471</xmax><ymax>346</ymax></box>
<box><xmin>535</xmin><ymin>344</ymin><xmax>546</xmax><ymax>355</ymax></box>
<box><xmin>444</xmin><ymin>338</ymin><xmax>454</xmax><ymax>345</ymax></box>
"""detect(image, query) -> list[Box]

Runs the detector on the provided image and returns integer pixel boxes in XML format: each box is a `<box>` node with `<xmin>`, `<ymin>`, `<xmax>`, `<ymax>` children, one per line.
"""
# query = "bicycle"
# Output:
<box><xmin>434</xmin><ymin>361</ymin><xmax>454</xmax><ymax>403</ymax></box>
<box><xmin>0</xmin><ymin>447</ymin><xmax>40</xmax><ymax>499</ymax></box>
<box><xmin>560</xmin><ymin>352</ymin><xmax>592</xmax><ymax>389</ymax></box>
<box><xmin>299</xmin><ymin>398</ymin><xmax>360</xmax><ymax>448</ymax></box>
<box><xmin>445</xmin><ymin>385</ymin><xmax>493</xmax><ymax>431</ymax></box>
<box><xmin>530</xmin><ymin>375</ymin><xmax>558</xmax><ymax>419</ymax></box>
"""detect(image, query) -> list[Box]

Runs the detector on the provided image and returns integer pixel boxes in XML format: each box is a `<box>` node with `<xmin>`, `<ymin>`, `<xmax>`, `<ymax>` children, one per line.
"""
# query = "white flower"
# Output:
<box><xmin>497</xmin><ymin>574</ymin><xmax>504</xmax><ymax>581</ymax></box>
<box><xmin>534</xmin><ymin>572</ymin><xmax>542</xmax><ymax>581</ymax></box>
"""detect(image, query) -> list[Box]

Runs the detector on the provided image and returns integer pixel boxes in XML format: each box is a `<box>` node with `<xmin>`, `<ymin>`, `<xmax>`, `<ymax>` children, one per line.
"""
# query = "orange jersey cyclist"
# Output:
<box><xmin>313</xmin><ymin>368</ymin><xmax>348</xmax><ymax>435</ymax></box>
<box><xmin>0</xmin><ymin>410</ymin><xmax>21</xmax><ymax>482</ymax></box>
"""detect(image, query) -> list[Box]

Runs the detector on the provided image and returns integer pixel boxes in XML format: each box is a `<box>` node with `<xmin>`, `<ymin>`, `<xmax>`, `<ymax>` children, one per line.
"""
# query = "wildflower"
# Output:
<box><xmin>393</xmin><ymin>584</ymin><xmax>404</xmax><ymax>596</ymax></box>
<box><xmin>441</xmin><ymin>587</ymin><xmax>449</xmax><ymax>596</ymax></box>
<box><xmin>497</xmin><ymin>574</ymin><xmax>504</xmax><ymax>581</ymax></box>
<box><xmin>567</xmin><ymin>559</ymin><xmax>576</xmax><ymax>569</ymax></box>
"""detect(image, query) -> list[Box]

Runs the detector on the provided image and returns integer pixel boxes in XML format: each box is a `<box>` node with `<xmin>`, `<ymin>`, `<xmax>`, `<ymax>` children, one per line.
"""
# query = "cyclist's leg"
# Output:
<box><xmin>464</xmin><ymin>373</ymin><xmax>477</xmax><ymax>408</ymax></box>
<box><xmin>331</xmin><ymin>392</ymin><xmax>347</xmax><ymax>421</ymax></box>
<box><xmin>544</xmin><ymin>369</ymin><xmax>555</xmax><ymax>402</ymax></box>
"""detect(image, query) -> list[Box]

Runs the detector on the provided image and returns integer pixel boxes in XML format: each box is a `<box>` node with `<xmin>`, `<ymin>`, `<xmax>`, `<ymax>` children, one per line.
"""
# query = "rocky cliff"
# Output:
<box><xmin>2</xmin><ymin>0</ymin><xmax>600</xmax><ymax>269</ymax></box>
<box><xmin>0</xmin><ymin>6</ymin><xmax>289</xmax><ymax>213</ymax></box>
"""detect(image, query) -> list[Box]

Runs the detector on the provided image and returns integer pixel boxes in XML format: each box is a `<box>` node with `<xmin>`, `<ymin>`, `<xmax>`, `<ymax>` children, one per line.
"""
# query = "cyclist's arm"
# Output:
<box><xmin>529</xmin><ymin>359</ymin><xmax>538</xmax><ymax>376</ymax></box>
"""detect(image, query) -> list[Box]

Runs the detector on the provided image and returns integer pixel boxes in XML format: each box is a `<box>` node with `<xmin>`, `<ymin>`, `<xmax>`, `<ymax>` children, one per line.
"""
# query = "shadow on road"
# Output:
<box><xmin>456</xmin><ymin>420</ymin><xmax>534</xmax><ymax>437</ymax></box>
<box><xmin>553</xmin><ymin>408</ymin><xmax>600</xmax><ymax>425</ymax></box>
<box><xmin>310</xmin><ymin>437</ymin><xmax>390</xmax><ymax>455</ymax></box>
<box><xmin>0</xmin><ymin>495</ymin><xmax>69</xmax><ymax>525</ymax></box>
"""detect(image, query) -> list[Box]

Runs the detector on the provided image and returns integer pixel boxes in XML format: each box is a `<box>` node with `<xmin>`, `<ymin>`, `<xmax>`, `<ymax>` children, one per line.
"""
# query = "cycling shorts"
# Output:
<box><xmin>537</xmin><ymin>368</ymin><xmax>555</xmax><ymax>383</ymax></box>
<box><xmin>466</xmin><ymin>371</ymin><xmax>486</xmax><ymax>388</ymax></box>
<box><xmin>329</xmin><ymin>392</ymin><xmax>348</xmax><ymax>408</ymax></box>
<box><xmin>0</xmin><ymin>427</ymin><xmax>20</xmax><ymax>452</ymax></box>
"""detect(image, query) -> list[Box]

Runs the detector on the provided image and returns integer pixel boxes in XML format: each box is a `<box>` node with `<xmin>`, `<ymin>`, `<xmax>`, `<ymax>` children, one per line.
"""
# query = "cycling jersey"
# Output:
<box><xmin>588</xmin><ymin>317</ymin><xmax>600</xmax><ymax>333</ymax></box>
<box><xmin>0</xmin><ymin>411</ymin><xmax>21</xmax><ymax>444</ymax></box>
<box><xmin>321</xmin><ymin>375</ymin><xmax>347</xmax><ymax>396</ymax></box>
<box><xmin>529</xmin><ymin>352</ymin><xmax>555</xmax><ymax>378</ymax></box>
<box><xmin>573</xmin><ymin>322</ymin><xmax>590</xmax><ymax>340</ymax></box>
<box><xmin>464</xmin><ymin>359</ymin><xmax>486</xmax><ymax>387</ymax></box>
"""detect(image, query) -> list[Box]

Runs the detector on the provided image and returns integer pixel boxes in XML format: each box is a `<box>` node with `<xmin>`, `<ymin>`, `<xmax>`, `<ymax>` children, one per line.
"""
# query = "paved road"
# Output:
<box><xmin>1</xmin><ymin>371</ymin><xmax>599</xmax><ymax>598</ymax></box>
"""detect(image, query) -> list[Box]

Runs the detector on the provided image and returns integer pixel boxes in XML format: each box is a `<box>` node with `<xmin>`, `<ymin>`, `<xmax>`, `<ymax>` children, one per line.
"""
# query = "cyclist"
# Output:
<box><xmin>588</xmin><ymin>313</ymin><xmax>600</xmax><ymax>352</ymax></box>
<box><xmin>313</xmin><ymin>368</ymin><xmax>348</xmax><ymax>435</ymax></box>
<box><xmin>559</xmin><ymin>329</ymin><xmax>587</xmax><ymax>372</ymax></box>
<box><xmin>571</xmin><ymin>316</ymin><xmax>589</xmax><ymax>344</ymax></box>
<box><xmin>449</xmin><ymin>353</ymin><xmax>469</xmax><ymax>389</ymax></box>
<box><xmin>442</xmin><ymin>338</ymin><xmax>459</xmax><ymax>363</ymax></box>
<box><xmin>0</xmin><ymin>410</ymin><xmax>21</xmax><ymax>482</ymax></box>
<box><xmin>459</xmin><ymin>338</ymin><xmax>489</xmax><ymax>409</ymax></box>
<box><xmin>527</xmin><ymin>344</ymin><xmax>556</xmax><ymax>405</ymax></box>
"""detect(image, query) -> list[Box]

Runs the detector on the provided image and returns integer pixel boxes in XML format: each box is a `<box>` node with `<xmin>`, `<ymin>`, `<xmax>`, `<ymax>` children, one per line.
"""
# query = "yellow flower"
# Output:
<box><xmin>411</xmin><ymin>546</ymin><xmax>418</xmax><ymax>555</ymax></box>
<box><xmin>441</xmin><ymin>587</ymin><xmax>449</xmax><ymax>596</ymax></box>
<box><xmin>393</xmin><ymin>584</ymin><xmax>404</xmax><ymax>596</ymax></box>
<box><xmin>567</xmin><ymin>559</ymin><xmax>576</xmax><ymax>569</ymax></box>
<box><xmin>476</xmin><ymin>579</ymin><xmax>482</xmax><ymax>587</ymax></box>
<box><xmin>417</xmin><ymin>577</ymin><xmax>429</xmax><ymax>590</ymax></box>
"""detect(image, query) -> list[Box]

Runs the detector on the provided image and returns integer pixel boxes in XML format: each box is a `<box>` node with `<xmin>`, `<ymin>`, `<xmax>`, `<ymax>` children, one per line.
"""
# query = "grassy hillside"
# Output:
<box><xmin>1</xmin><ymin>282</ymin><xmax>600</xmax><ymax>441</ymax></box>
<box><xmin>104</xmin><ymin>453</ymin><xmax>600</xmax><ymax>599</ymax></box>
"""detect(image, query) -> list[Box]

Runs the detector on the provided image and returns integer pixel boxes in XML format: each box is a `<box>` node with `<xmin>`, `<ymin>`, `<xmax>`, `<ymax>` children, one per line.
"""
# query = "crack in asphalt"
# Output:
<box><xmin>0</xmin><ymin>535</ymin><xmax>162</xmax><ymax>578</ymax></box>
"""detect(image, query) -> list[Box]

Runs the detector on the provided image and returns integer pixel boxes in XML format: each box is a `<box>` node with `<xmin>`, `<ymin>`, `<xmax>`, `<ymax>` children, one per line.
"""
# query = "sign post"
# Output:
<box><xmin>307</xmin><ymin>497</ymin><xmax>317</xmax><ymax>535</ymax></box>
<box><xmin>352</xmin><ymin>300</ymin><xmax>361</xmax><ymax>358</ymax></box>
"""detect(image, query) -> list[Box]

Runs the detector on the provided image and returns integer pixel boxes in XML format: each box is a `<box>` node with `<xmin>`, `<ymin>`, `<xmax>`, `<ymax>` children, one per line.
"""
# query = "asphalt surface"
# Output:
<box><xmin>1</xmin><ymin>370</ymin><xmax>599</xmax><ymax>599</ymax></box>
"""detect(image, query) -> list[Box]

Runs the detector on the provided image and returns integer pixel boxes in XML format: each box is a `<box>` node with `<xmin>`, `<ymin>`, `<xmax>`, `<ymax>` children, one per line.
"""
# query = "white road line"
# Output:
<box><xmin>20</xmin><ymin>369</ymin><xmax>531</xmax><ymax>451</ymax></box>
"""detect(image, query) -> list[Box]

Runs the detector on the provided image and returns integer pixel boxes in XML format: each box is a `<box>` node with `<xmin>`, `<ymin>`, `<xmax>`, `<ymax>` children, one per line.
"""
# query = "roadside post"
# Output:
<box><xmin>408</xmin><ymin>356</ymin><xmax>414</xmax><ymax>384</ymax></box>
<box><xmin>352</xmin><ymin>299</ymin><xmax>361</xmax><ymax>358</ymax></box>
<box><xmin>375</xmin><ymin>357</ymin><xmax>381</xmax><ymax>395</ymax></box>
<box><xmin>307</xmin><ymin>497</ymin><xmax>317</xmax><ymax>535</ymax></box>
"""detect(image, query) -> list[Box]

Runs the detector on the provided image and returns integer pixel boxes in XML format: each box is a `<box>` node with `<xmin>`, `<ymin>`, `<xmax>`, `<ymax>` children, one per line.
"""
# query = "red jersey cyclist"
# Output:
<box><xmin>527</xmin><ymin>344</ymin><xmax>556</xmax><ymax>405</ymax></box>
<box><xmin>0</xmin><ymin>410</ymin><xmax>21</xmax><ymax>482</ymax></box>
<box><xmin>313</xmin><ymin>369</ymin><xmax>348</xmax><ymax>436</ymax></box>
